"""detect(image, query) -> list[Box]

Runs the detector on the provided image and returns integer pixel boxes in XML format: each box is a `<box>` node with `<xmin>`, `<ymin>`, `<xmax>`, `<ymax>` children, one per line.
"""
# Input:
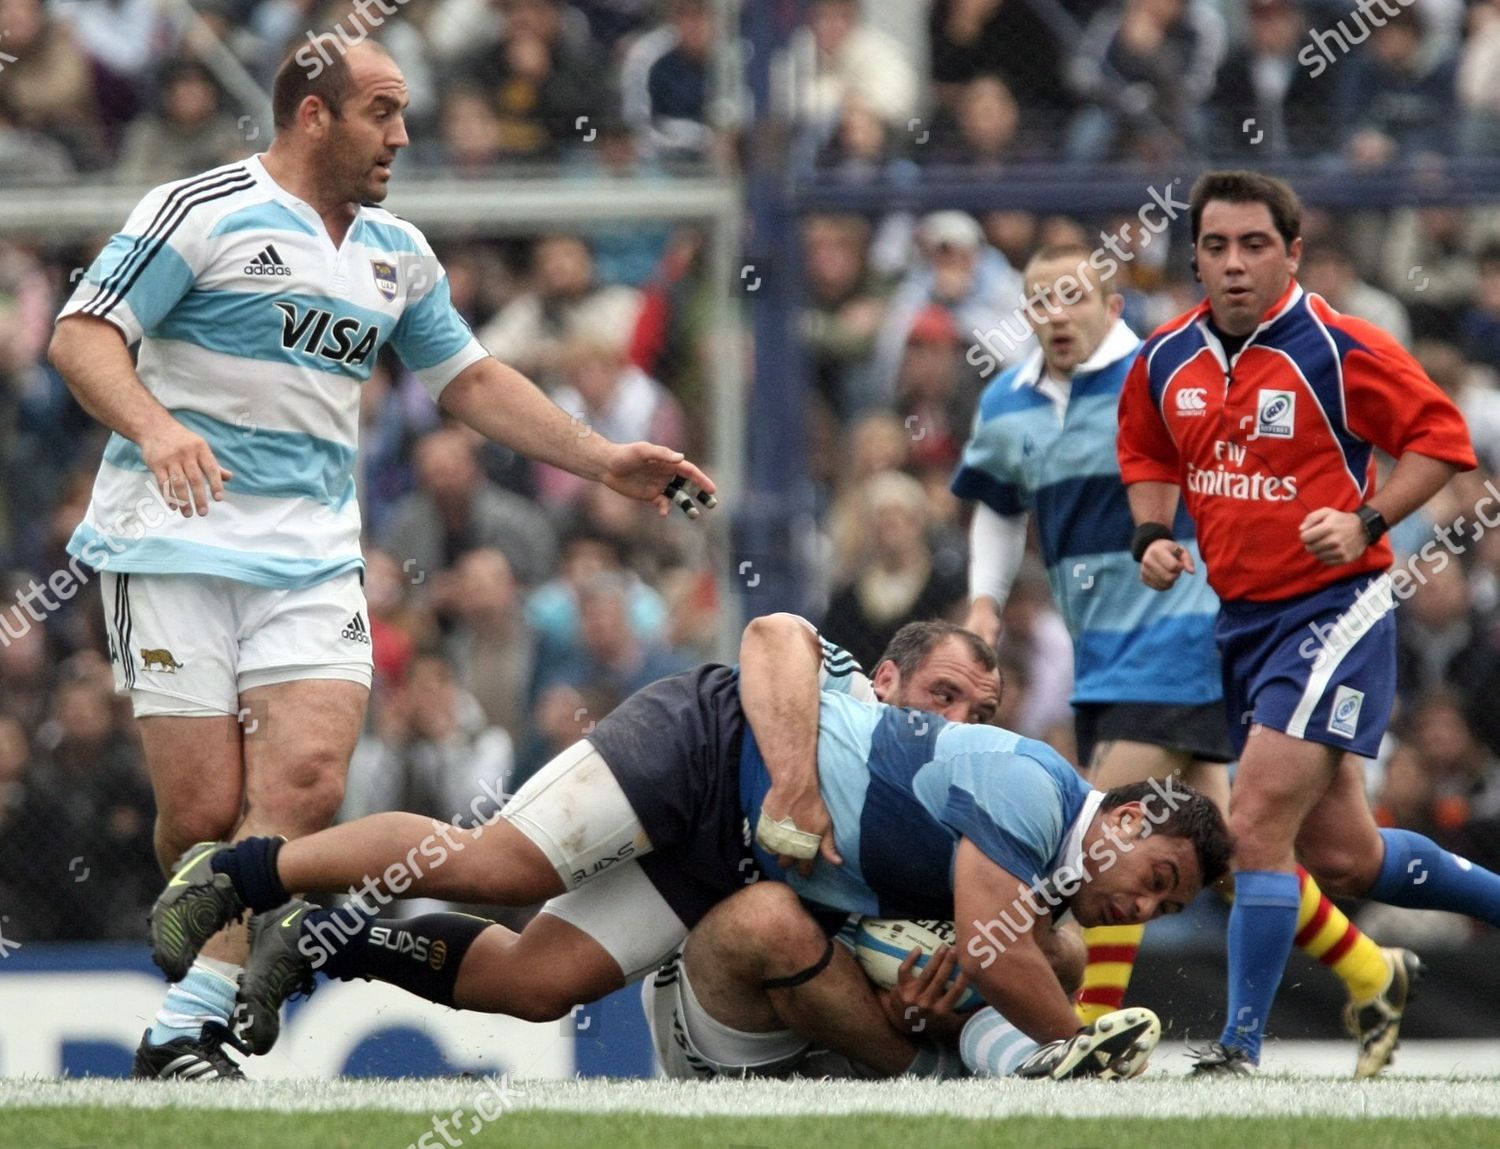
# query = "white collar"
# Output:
<box><xmin>1046</xmin><ymin>789</ymin><xmax>1105</xmax><ymax>926</ymax></box>
<box><xmin>1011</xmin><ymin>319</ymin><xmax>1140</xmax><ymax>392</ymax></box>
<box><xmin>1058</xmin><ymin>789</ymin><xmax>1105</xmax><ymax>879</ymax></box>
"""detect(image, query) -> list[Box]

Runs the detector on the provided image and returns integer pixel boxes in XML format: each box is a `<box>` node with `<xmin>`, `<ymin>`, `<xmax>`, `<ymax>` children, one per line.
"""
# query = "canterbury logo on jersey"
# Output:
<box><xmin>341</xmin><ymin>613</ymin><xmax>371</xmax><ymax>643</ymax></box>
<box><xmin>1186</xmin><ymin>461</ymin><xmax>1299</xmax><ymax>501</ymax></box>
<box><xmin>1175</xmin><ymin>387</ymin><xmax>1208</xmax><ymax>415</ymax></box>
<box><xmin>245</xmin><ymin>244</ymin><xmax>292</xmax><ymax>276</ymax></box>
<box><xmin>819</xmin><ymin>637</ymin><xmax>860</xmax><ymax>677</ymax></box>
<box><xmin>274</xmin><ymin>302</ymin><xmax>381</xmax><ymax>367</ymax></box>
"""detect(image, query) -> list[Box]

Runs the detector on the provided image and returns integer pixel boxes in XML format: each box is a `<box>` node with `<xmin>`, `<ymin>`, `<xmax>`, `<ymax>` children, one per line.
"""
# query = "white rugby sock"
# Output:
<box><xmin>147</xmin><ymin>959</ymin><xmax>240</xmax><ymax>1045</ymax></box>
<box><xmin>959</xmin><ymin>1007</ymin><xmax>1042</xmax><ymax>1077</ymax></box>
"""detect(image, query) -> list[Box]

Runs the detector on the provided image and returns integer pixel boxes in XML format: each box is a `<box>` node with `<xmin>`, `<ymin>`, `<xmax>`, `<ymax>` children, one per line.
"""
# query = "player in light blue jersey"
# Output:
<box><xmin>50</xmin><ymin>37</ymin><xmax>714</xmax><ymax>1080</ymax></box>
<box><xmin>146</xmin><ymin>615</ymin><xmax>1227</xmax><ymax>1073</ymax></box>
<box><xmin>951</xmin><ymin>241</ymin><xmax>1232</xmax><ymax>1030</ymax></box>
<box><xmin>950</xmin><ymin>242</ymin><xmax>1418</xmax><ymax>1076</ymax></box>
<box><xmin>952</xmin><ymin>243</ymin><xmax>1227</xmax><ymax>791</ymax></box>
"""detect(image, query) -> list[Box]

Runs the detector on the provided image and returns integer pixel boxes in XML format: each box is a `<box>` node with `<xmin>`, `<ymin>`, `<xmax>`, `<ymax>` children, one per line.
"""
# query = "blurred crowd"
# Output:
<box><xmin>4</xmin><ymin>0</ymin><xmax>1500</xmax><ymax>942</ymax></box>
<box><xmin>5</xmin><ymin>0</ymin><xmax>1500</xmax><ymax>183</ymax></box>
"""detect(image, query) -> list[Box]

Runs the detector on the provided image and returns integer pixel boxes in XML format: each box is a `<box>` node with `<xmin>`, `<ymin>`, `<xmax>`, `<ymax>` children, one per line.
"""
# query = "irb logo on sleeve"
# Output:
<box><xmin>1256</xmin><ymin>389</ymin><xmax>1296</xmax><ymax>438</ymax></box>
<box><xmin>1328</xmin><ymin>685</ymin><xmax>1364</xmax><ymax>739</ymax></box>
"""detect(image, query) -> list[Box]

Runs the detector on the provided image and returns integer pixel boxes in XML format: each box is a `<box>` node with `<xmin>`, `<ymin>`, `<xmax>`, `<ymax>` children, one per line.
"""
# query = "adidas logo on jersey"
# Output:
<box><xmin>341</xmin><ymin>613</ymin><xmax>371</xmax><ymax>644</ymax></box>
<box><xmin>244</xmin><ymin>244</ymin><xmax>292</xmax><ymax>276</ymax></box>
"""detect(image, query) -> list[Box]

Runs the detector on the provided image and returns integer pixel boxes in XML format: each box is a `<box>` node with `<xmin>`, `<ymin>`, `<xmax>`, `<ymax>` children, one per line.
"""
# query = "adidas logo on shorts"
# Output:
<box><xmin>341</xmin><ymin>613</ymin><xmax>371</xmax><ymax>644</ymax></box>
<box><xmin>244</xmin><ymin>244</ymin><xmax>292</xmax><ymax>276</ymax></box>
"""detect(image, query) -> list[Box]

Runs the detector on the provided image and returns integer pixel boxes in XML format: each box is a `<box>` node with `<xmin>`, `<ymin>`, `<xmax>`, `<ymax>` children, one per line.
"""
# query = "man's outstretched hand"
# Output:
<box><xmin>602</xmin><ymin>442</ymin><xmax>718</xmax><ymax>518</ymax></box>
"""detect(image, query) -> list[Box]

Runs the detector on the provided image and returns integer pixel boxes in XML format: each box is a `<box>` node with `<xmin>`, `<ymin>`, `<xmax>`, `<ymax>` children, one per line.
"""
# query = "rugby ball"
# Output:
<box><xmin>853</xmin><ymin>917</ymin><xmax>984</xmax><ymax>1012</ymax></box>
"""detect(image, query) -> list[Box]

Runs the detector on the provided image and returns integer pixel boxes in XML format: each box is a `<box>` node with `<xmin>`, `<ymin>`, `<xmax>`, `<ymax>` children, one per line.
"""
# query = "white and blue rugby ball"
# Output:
<box><xmin>852</xmin><ymin>917</ymin><xmax>984</xmax><ymax>1011</ymax></box>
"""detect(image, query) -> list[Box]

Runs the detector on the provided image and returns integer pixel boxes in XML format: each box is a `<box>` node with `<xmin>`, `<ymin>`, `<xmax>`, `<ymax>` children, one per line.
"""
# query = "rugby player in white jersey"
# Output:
<box><xmin>48</xmin><ymin>37</ymin><xmax>713</xmax><ymax>1079</ymax></box>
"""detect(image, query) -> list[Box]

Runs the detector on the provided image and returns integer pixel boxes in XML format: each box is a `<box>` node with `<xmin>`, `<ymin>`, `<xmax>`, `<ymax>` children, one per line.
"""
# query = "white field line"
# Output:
<box><xmin>3</xmin><ymin>1063</ymin><xmax>1500</xmax><ymax>1120</ymax></box>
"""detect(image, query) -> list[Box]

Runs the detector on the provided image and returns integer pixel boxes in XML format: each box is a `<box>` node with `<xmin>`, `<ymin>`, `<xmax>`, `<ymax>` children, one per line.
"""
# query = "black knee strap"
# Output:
<box><xmin>760</xmin><ymin>936</ymin><xmax>835</xmax><ymax>990</ymax></box>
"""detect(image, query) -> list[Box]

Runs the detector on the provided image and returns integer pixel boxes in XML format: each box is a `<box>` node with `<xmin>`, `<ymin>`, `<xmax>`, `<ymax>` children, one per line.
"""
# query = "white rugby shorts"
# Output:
<box><xmin>508</xmin><ymin>740</ymin><xmax>691</xmax><ymax>980</ymax></box>
<box><xmin>641</xmin><ymin>946</ymin><xmax>866</xmax><ymax>1079</ymax></box>
<box><xmin>99</xmin><ymin>570</ymin><xmax>372</xmax><ymax>717</ymax></box>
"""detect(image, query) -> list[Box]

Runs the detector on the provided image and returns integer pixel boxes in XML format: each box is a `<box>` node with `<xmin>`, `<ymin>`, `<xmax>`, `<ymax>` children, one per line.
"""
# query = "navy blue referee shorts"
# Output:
<box><xmin>1216</xmin><ymin>572</ymin><xmax>1396</xmax><ymax>760</ymax></box>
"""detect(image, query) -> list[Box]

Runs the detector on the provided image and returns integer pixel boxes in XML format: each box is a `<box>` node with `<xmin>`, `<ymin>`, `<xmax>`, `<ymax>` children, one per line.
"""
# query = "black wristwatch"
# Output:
<box><xmin>1356</xmin><ymin>504</ymin><xmax>1388</xmax><ymax>545</ymax></box>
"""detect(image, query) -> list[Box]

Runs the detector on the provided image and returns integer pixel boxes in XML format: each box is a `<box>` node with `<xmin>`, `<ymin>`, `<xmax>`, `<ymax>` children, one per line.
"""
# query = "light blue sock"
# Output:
<box><xmin>147</xmin><ymin>959</ymin><xmax>239</xmax><ymax>1045</ymax></box>
<box><xmin>1220</xmin><ymin>870</ymin><xmax>1301</xmax><ymax>1063</ymax></box>
<box><xmin>959</xmin><ymin>1007</ymin><xmax>1042</xmax><ymax>1077</ymax></box>
<box><xmin>1368</xmin><ymin>828</ymin><xmax>1500</xmax><ymax>925</ymax></box>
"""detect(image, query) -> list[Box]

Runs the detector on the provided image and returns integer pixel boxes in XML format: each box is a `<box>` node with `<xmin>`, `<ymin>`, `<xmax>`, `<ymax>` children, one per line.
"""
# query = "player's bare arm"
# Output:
<box><xmin>1037</xmin><ymin>918</ymin><xmax>1087</xmax><ymax>997</ymax></box>
<box><xmin>49</xmin><ymin>315</ymin><xmax>232</xmax><ymax>518</ymax></box>
<box><xmin>1126</xmin><ymin>479</ymin><xmax>1195</xmax><ymax>590</ymax></box>
<box><xmin>739</xmin><ymin>614</ymin><xmax>840</xmax><ymax>874</ymax></box>
<box><xmin>1300</xmin><ymin>452</ymin><xmax>1460</xmax><ymax>566</ymax></box>
<box><xmin>953</xmin><ymin>839</ymin><xmax>1081</xmax><ymax>1043</ymax></box>
<box><xmin>438</xmin><ymin>355</ymin><xmax>715</xmax><ymax>517</ymax></box>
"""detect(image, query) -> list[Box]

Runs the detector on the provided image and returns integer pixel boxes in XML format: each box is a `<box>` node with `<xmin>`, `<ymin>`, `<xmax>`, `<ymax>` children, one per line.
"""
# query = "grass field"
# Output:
<box><xmin>4</xmin><ymin>1076</ymin><xmax>1500</xmax><ymax>1149</ymax></box>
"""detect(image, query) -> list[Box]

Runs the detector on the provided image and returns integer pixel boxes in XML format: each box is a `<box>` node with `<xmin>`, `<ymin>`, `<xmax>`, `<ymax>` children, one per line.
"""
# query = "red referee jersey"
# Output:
<box><xmin>1118</xmin><ymin>283</ymin><xmax>1477</xmax><ymax>603</ymax></box>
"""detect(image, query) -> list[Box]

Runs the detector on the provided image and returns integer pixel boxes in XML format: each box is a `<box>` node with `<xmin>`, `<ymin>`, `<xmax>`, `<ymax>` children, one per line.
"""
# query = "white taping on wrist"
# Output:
<box><xmin>756</xmin><ymin>810</ymin><xmax>822</xmax><ymax>859</ymax></box>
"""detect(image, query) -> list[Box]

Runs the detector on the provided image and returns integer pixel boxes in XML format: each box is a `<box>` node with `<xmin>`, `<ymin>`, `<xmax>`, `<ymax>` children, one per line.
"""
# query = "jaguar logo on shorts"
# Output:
<box><xmin>1328</xmin><ymin>685</ymin><xmax>1364</xmax><ymax>739</ymax></box>
<box><xmin>371</xmin><ymin>259</ymin><xmax>398</xmax><ymax>301</ymax></box>
<box><xmin>139</xmin><ymin>647</ymin><xmax>184</xmax><ymax>673</ymax></box>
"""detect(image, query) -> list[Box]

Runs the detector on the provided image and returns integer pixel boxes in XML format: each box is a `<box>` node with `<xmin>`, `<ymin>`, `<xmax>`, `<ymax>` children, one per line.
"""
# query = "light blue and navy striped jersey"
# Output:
<box><xmin>59</xmin><ymin>156</ymin><xmax>487</xmax><ymax>588</ymax></box>
<box><xmin>740</xmin><ymin>690</ymin><xmax>1094</xmax><ymax>918</ymax></box>
<box><xmin>950</xmin><ymin>320</ymin><xmax>1220</xmax><ymax>705</ymax></box>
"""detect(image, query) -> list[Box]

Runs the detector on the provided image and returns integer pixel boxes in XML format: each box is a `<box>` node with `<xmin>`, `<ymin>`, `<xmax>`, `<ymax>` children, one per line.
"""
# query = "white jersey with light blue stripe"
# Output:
<box><xmin>741</xmin><ymin>691</ymin><xmax>1093</xmax><ymax>918</ymax></box>
<box><xmin>59</xmin><ymin>156</ymin><xmax>488</xmax><ymax>588</ymax></box>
